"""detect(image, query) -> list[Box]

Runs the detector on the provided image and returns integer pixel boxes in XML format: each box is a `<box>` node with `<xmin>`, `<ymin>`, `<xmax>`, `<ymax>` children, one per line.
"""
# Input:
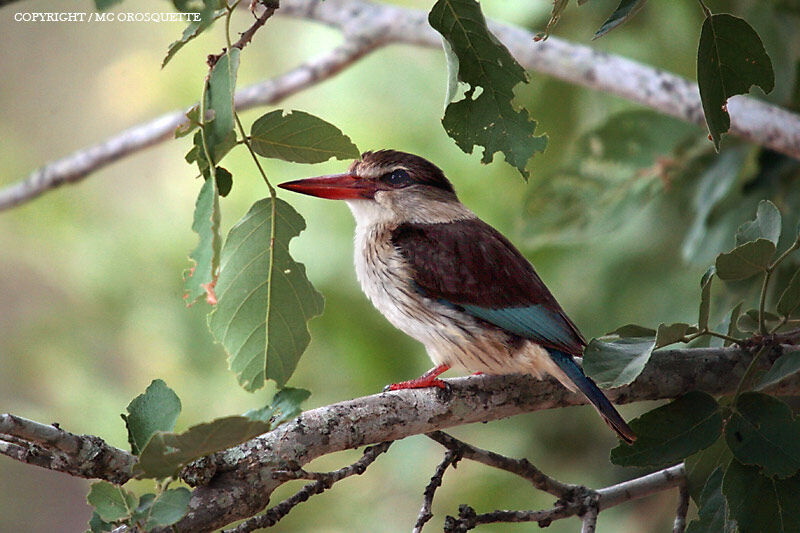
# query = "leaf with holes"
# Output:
<box><xmin>184</xmin><ymin>178</ymin><xmax>221</xmax><ymax>306</ymax></box>
<box><xmin>611</xmin><ymin>391</ymin><xmax>722</xmax><ymax>468</ymax></box>
<box><xmin>163</xmin><ymin>2</ymin><xmax>225</xmax><ymax>68</ymax></box>
<box><xmin>208</xmin><ymin>198</ymin><xmax>324</xmax><ymax>390</ymax></box>
<box><xmin>429</xmin><ymin>0</ymin><xmax>546</xmax><ymax>178</ymax></box>
<box><xmin>250</xmin><ymin>110</ymin><xmax>360</xmax><ymax>163</ymax></box>
<box><xmin>697</xmin><ymin>14</ymin><xmax>774</xmax><ymax>149</ymax></box>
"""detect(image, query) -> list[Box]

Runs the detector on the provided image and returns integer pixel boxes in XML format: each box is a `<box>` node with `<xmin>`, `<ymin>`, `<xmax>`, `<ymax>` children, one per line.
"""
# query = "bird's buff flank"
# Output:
<box><xmin>279</xmin><ymin>150</ymin><xmax>636</xmax><ymax>444</ymax></box>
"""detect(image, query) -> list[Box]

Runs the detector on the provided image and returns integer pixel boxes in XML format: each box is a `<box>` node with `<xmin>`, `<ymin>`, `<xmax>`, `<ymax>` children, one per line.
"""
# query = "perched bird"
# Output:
<box><xmin>279</xmin><ymin>150</ymin><xmax>635</xmax><ymax>443</ymax></box>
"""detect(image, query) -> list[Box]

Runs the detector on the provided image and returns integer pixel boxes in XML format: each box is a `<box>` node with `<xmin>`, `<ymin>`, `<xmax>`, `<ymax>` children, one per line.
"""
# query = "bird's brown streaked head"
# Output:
<box><xmin>278</xmin><ymin>150</ymin><xmax>456</xmax><ymax>201</ymax></box>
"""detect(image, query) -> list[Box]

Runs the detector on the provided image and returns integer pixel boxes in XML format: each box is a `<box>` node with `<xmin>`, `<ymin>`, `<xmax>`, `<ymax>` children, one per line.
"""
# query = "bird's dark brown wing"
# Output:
<box><xmin>391</xmin><ymin>219</ymin><xmax>585</xmax><ymax>355</ymax></box>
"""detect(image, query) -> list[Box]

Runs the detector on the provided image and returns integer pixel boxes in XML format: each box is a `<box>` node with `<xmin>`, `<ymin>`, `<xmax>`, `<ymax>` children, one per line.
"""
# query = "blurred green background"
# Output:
<box><xmin>1</xmin><ymin>0</ymin><xmax>796</xmax><ymax>531</ymax></box>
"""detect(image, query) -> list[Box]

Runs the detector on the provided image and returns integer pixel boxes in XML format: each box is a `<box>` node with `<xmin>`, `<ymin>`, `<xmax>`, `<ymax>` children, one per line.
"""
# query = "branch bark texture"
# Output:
<box><xmin>161</xmin><ymin>344</ymin><xmax>796</xmax><ymax>532</ymax></box>
<box><xmin>2</xmin><ymin>0</ymin><xmax>799</xmax><ymax>211</ymax></box>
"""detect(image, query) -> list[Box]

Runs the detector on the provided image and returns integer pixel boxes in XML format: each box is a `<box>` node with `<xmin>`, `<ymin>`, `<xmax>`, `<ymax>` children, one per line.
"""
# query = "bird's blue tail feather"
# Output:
<box><xmin>548</xmin><ymin>350</ymin><xmax>636</xmax><ymax>443</ymax></box>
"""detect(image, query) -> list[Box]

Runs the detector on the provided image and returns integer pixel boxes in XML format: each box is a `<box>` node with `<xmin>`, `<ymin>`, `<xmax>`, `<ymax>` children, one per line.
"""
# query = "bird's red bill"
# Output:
<box><xmin>278</xmin><ymin>173</ymin><xmax>373</xmax><ymax>200</ymax></box>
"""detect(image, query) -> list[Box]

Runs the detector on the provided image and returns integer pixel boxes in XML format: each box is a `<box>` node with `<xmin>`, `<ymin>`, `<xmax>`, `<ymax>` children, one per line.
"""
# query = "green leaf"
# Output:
<box><xmin>145</xmin><ymin>488</ymin><xmax>191</xmax><ymax>529</ymax></box>
<box><xmin>699</xmin><ymin>267</ymin><xmax>714</xmax><ymax>330</ymax></box>
<box><xmin>537</xmin><ymin>0</ymin><xmax>571</xmax><ymax>40</ymax></box>
<box><xmin>655</xmin><ymin>322</ymin><xmax>695</xmax><ymax>349</ymax></box>
<box><xmin>429</xmin><ymin>0</ymin><xmax>546</xmax><ymax>179</ymax></box>
<box><xmin>136</xmin><ymin>416</ymin><xmax>270</xmax><ymax>479</ymax></box>
<box><xmin>88</xmin><ymin>511</ymin><xmax>114</xmax><ymax>532</ymax></box>
<box><xmin>726</xmin><ymin>392</ymin><xmax>800</xmax><ymax>478</ymax></box>
<box><xmin>163</xmin><ymin>3</ymin><xmax>225</xmax><ymax>68</ymax></box>
<box><xmin>184</xmin><ymin>178</ymin><xmax>221</xmax><ymax>306</ymax></box>
<box><xmin>244</xmin><ymin>387</ymin><xmax>311</xmax><ymax>426</ymax></box>
<box><xmin>214</xmin><ymin>166</ymin><xmax>232</xmax><ymax>197</ymax></box>
<box><xmin>606</xmin><ymin>324</ymin><xmax>656</xmax><ymax>338</ymax></box>
<box><xmin>685</xmin><ymin>436</ymin><xmax>733</xmax><ymax>503</ymax></box>
<box><xmin>723</xmin><ymin>459</ymin><xmax>800</xmax><ymax>533</ymax></box>
<box><xmin>777</xmin><ymin>267</ymin><xmax>800</xmax><ymax>317</ymax></box>
<box><xmin>208</xmin><ymin>198</ymin><xmax>325</xmax><ymax>390</ymax></box>
<box><xmin>593</xmin><ymin>0</ymin><xmax>648</xmax><ymax>39</ymax></box>
<box><xmin>715</xmin><ymin>239</ymin><xmax>775</xmax><ymax>280</ymax></box>
<box><xmin>736</xmin><ymin>308</ymin><xmax>780</xmax><ymax>333</ymax></box>
<box><xmin>685</xmin><ymin>467</ymin><xmax>734</xmax><ymax>533</ymax></box>
<box><xmin>87</xmin><ymin>481</ymin><xmax>137</xmax><ymax>522</ymax></box>
<box><xmin>756</xmin><ymin>350</ymin><xmax>800</xmax><ymax>390</ymax></box>
<box><xmin>269</xmin><ymin>387</ymin><xmax>311</xmax><ymax>426</ymax></box>
<box><xmin>122</xmin><ymin>380</ymin><xmax>181</xmax><ymax>456</ymax></box>
<box><xmin>610</xmin><ymin>391</ymin><xmax>722</xmax><ymax>467</ymax></box>
<box><xmin>204</xmin><ymin>49</ymin><xmax>240</xmax><ymax>163</ymax></box>
<box><xmin>250</xmin><ymin>110</ymin><xmax>360</xmax><ymax>163</ymax></box>
<box><xmin>736</xmin><ymin>200</ymin><xmax>781</xmax><ymax>246</ymax></box>
<box><xmin>131</xmin><ymin>493</ymin><xmax>155</xmax><ymax>526</ymax></box>
<box><xmin>697</xmin><ymin>14</ymin><xmax>775</xmax><ymax>150</ymax></box>
<box><xmin>583</xmin><ymin>336</ymin><xmax>655</xmax><ymax>388</ymax></box>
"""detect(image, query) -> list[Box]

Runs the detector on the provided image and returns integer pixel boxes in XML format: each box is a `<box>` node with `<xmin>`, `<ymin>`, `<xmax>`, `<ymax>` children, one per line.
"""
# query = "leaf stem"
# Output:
<box><xmin>704</xmin><ymin>330</ymin><xmax>744</xmax><ymax>346</ymax></box>
<box><xmin>696</xmin><ymin>0</ymin><xmax>712</xmax><ymax>18</ymax></box>
<box><xmin>759</xmin><ymin>240</ymin><xmax>800</xmax><ymax>335</ymax></box>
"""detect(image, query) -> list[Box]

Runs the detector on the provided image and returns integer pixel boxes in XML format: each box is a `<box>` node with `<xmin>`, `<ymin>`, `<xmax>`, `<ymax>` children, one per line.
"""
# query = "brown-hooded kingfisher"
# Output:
<box><xmin>279</xmin><ymin>150</ymin><xmax>636</xmax><ymax>443</ymax></box>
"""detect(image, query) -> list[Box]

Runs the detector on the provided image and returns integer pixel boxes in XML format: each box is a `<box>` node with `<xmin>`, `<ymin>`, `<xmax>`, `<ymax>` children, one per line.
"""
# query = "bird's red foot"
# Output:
<box><xmin>387</xmin><ymin>365</ymin><xmax>450</xmax><ymax>390</ymax></box>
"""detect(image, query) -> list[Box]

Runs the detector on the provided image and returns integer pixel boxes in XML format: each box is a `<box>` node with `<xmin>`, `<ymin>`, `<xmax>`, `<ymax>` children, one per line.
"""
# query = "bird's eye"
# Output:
<box><xmin>381</xmin><ymin>169</ymin><xmax>412</xmax><ymax>188</ymax></box>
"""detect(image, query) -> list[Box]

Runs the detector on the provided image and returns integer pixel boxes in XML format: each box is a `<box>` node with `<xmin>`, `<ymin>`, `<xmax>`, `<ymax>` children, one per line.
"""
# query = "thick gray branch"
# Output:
<box><xmin>0</xmin><ymin>414</ymin><xmax>135</xmax><ymax>484</ymax></box>
<box><xmin>160</xmin><ymin>344</ymin><xmax>796</xmax><ymax>532</ymax></box>
<box><xmin>2</xmin><ymin>0</ymin><xmax>799</xmax><ymax>211</ymax></box>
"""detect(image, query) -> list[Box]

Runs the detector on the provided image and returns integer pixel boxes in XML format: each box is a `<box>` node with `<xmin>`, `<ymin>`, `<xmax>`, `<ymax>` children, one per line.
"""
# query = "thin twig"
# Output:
<box><xmin>223</xmin><ymin>441</ymin><xmax>392</xmax><ymax>532</ymax></box>
<box><xmin>444</xmin><ymin>464</ymin><xmax>686</xmax><ymax>531</ymax></box>
<box><xmin>673</xmin><ymin>483</ymin><xmax>690</xmax><ymax>533</ymax></box>
<box><xmin>0</xmin><ymin>414</ymin><xmax>135</xmax><ymax>484</ymax></box>
<box><xmin>413</xmin><ymin>449</ymin><xmax>462</xmax><ymax>533</ymax></box>
<box><xmin>426</xmin><ymin>431</ymin><xmax>578</xmax><ymax>499</ymax></box>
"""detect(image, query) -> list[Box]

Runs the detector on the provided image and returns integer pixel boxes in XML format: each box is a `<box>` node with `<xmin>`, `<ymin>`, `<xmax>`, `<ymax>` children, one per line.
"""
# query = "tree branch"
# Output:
<box><xmin>222</xmin><ymin>441</ymin><xmax>392</xmax><ymax>532</ymax></box>
<box><xmin>442</xmin><ymin>464</ymin><xmax>685</xmax><ymax>531</ymax></box>
<box><xmin>673</xmin><ymin>483</ymin><xmax>690</xmax><ymax>533</ymax></box>
<box><xmin>0</xmin><ymin>414</ymin><xmax>135</xmax><ymax>484</ymax></box>
<box><xmin>426</xmin><ymin>431</ymin><xmax>577</xmax><ymax>499</ymax></box>
<box><xmin>160</xmin><ymin>344</ymin><xmax>793</xmax><ymax>532</ymax></box>
<box><xmin>413</xmin><ymin>447</ymin><xmax>462</xmax><ymax>533</ymax></box>
<box><xmin>4</xmin><ymin>344</ymin><xmax>798</xmax><ymax>531</ymax></box>
<box><xmin>2</xmin><ymin>0</ymin><xmax>799</xmax><ymax>212</ymax></box>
